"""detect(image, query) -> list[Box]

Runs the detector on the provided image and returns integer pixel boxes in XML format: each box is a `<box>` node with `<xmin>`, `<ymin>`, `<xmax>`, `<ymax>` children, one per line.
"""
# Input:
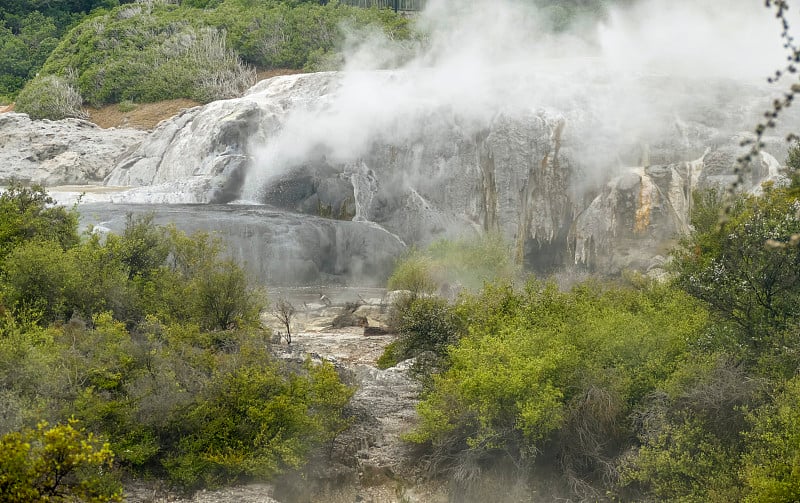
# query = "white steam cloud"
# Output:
<box><xmin>242</xmin><ymin>0</ymin><xmax>795</xmax><ymax>202</ymax></box>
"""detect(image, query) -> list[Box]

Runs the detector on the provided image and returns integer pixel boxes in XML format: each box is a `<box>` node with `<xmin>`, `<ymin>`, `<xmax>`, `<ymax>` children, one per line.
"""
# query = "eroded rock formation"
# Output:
<box><xmin>3</xmin><ymin>70</ymin><xmax>796</xmax><ymax>282</ymax></box>
<box><xmin>98</xmin><ymin>71</ymin><xmax>796</xmax><ymax>276</ymax></box>
<box><xmin>0</xmin><ymin>113</ymin><xmax>145</xmax><ymax>185</ymax></box>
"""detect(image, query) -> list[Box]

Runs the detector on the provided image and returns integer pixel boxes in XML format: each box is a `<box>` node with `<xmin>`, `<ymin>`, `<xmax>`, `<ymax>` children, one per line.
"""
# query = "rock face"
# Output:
<box><xmin>0</xmin><ymin>113</ymin><xmax>145</xmax><ymax>185</ymax></box>
<box><xmin>5</xmin><ymin>70</ymin><xmax>797</xmax><ymax>280</ymax></box>
<box><xmin>79</xmin><ymin>203</ymin><xmax>405</xmax><ymax>286</ymax></box>
<box><xmin>572</xmin><ymin>149</ymin><xmax>787</xmax><ymax>274</ymax></box>
<box><xmin>99</xmin><ymin>70</ymin><xmax>797</xmax><ymax>275</ymax></box>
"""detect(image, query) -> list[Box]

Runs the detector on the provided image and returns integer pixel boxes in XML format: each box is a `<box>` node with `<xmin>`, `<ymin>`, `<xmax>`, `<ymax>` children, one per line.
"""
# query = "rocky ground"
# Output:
<box><xmin>125</xmin><ymin>292</ymin><xmax>448</xmax><ymax>503</ymax></box>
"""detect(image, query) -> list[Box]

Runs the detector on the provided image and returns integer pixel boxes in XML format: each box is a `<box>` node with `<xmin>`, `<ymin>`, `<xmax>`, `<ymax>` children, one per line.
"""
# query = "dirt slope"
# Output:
<box><xmin>85</xmin><ymin>69</ymin><xmax>302</xmax><ymax>130</ymax></box>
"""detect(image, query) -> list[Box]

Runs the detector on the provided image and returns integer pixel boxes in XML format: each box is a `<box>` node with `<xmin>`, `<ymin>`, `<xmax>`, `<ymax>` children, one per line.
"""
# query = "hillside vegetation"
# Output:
<box><xmin>1</xmin><ymin>173</ymin><xmax>797</xmax><ymax>502</ymax></box>
<box><xmin>2</xmin><ymin>0</ymin><xmax>410</xmax><ymax>115</ymax></box>
<box><xmin>382</xmin><ymin>171</ymin><xmax>800</xmax><ymax>501</ymax></box>
<box><xmin>1</xmin><ymin>0</ymin><xmax>627</xmax><ymax>117</ymax></box>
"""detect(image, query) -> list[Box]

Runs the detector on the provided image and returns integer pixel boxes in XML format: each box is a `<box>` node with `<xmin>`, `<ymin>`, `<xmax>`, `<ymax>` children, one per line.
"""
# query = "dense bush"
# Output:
<box><xmin>0</xmin><ymin>419</ymin><xmax>122</xmax><ymax>503</ymax></box>
<box><xmin>672</xmin><ymin>184</ymin><xmax>800</xmax><ymax>374</ymax></box>
<box><xmin>377</xmin><ymin>294</ymin><xmax>463</xmax><ymax>369</ymax></box>
<box><xmin>15</xmin><ymin>72</ymin><xmax>88</xmax><ymax>120</ymax></box>
<box><xmin>390</xmin><ymin>172</ymin><xmax>799</xmax><ymax>500</ymax></box>
<box><xmin>0</xmin><ymin>185</ymin><xmax>354</xmax><ymax>493</ymax></box>
<box><xmin>0</xmin><ymin>181</ymin><xmax>79</xmax><ymax>259</ymax></box>
<box><xmin>381</xmin><ymin>234</ymin><xmax>518</xmax><ymax>370</ymax></box>
<box><xmin>386</xmin><ymin>234</ymin><xmax>518</xmax><ymax>295</ymax></box>
<box><xmin>33</xmin><ymin>0</ymin><xmax>409</xmax><ymax>106</ymax></box>
<box><xmin>0</xmin><ymin>13</ymin><xmax>61</xmax><ymax>100</ymax></box>
<box><xmin>406</xmin><ymin>279</ymin><xmax>709</xmax><ymax>497</ymax></box>
<box><xmin>386</xmin><ymin>248</ymin><xmax>437</xmax><ymax>295</ymax></box>
<box><xmin>0</xmin><ymin>0</ymin><xmax>133</xmax><ymax>99</ymax></box>
<box><xmin>743</xmin><ymin>376</ymin><xmax>800</xmax><ymax>502</ymax></box>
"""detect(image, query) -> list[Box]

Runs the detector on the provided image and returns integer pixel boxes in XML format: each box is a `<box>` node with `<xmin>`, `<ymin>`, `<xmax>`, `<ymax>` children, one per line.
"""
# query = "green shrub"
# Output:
<box><xmin>0</xmin><ymin>185</ymin><xmax>355</xmax><ymax>491</ymax></box>
<box><xmin>408</xmin><ymin>279</ymin><xmax>709</xmax><ymax>497</ymax></box>
<box><xmin>15</xmin><ymin>73</ymin><xmax>87</xmax><ymax>120</ymax></box>
<box><xmin>140</xmin><ymin>226</ymin><xmax>266</xmax><ymax>330</ymax></box>
<box><xmin>386</xmin><ymin>234</ymin><xmax>518</xmax><ymax>296</ymax></box>
<box><xmin>426</xmin><ymin>233</ymin><xmax>518</xmax><ymax>290</ymax></box>
<box><xmin>673</xmin><ymin>185</ymin><xmax>800</xmax><ymax>373</ymax></box>
<box><xmin>0</xmin><ymin>419</ymin><xmax>122</xmax><ymax>503</ymax></box>
<box><xmin>38</xmin><ymin>1</ymin><xmax>409</xmax><ymax>105</ymax></box>
<box><xmin>386</xmin><ymin>248</ymin><xmax>437</xmax><ymax>295</ymax></box>
<box><xmin>382</xmin><ymin>295</ymin><xmax>463</xmax><ymax>367</ymax></box>
<box><xmin>117</xmin><ymin>99</ymin><xmax>136</xmax><ymax>112</ymax></box>
<box><xmin>164</xmin><ymin>356</ymin><xmax>353</xmax><ymax>488</ymax></box>
<box><xmin>0</xmin><ymin>13</ymin><xmax>61</xmax><ymax>98</ymax></box>
<box><xmin>0</xmin><ymin>181</ymin><xmax>79</xmax><ymax>259</ymax></box>
<box><xmin>1</xmin><ymin>240</ymin><xmax>76</xmax><ymax>324</ymax></box>
<box><xmin>624</xmin><ymin>413</ymin><xmax>743</xmax><ymax>503</ymax></box>
<box><xmin>743</xmin><ymin>376</ymin><xmax>800</xmax><ymax>502</ymax></box>
<box><xmin>194</xmin><ymin>259</ymin><xmax>264</xmax><ymax>331</ymax></box>
<box><xmin>376</xmin><ymin>340</ymin><xmax>402</xmax><ymax>369</ymax></box>
<box><xmin>620</xmin><ymin>358</ymin><xmax>761</xmax><ymax>502</ymax></box>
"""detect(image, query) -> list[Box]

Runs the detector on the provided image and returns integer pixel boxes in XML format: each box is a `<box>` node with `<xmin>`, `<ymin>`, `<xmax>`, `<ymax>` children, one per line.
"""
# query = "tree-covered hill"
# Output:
<box><xmin>1</xmin><ymin>0</ymin><xmax>629</xmax><ymax>115</ymax></box>
<box><xmin>2</xmin><ymin>0</ymin><xmax>411</xmax><ymax>112</ymax></box>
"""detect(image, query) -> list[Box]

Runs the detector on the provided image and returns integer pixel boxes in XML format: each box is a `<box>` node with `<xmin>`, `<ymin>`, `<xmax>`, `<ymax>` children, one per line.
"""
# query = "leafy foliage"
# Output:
<box><xmin>425</xmin><ymin>233</ymin><xmax>518</xmax><ymax>291</ymax></box>
<box><xmin>673</xmin><ymin>185</ymin><xmax>800</xmax><ymax>373</ymax></box>
<box><xmin>408</xmin><ymin>279</ymin><xmax>709</xmax><ymax>496</ymax></box>
<box><xmin>14</xmin><ymin>71</ymin><xmax>87</xmax><ymax>121</ymax></box>
<box><xmin>0</xmin><ymin>186</ymin><xmax>354</xmax><ymax>493</ymax></box>
<box><xmin>387</xmin><ymin>234</ymin><xmax>518</xmax><ymax>295</ymax></box>
<box><xmin>0</xmin><ymin>13</ymin><xmax>61</xmax><ymax>99</ymax></box>
<box><xmin>164</xmin><ymin>354</ymin><xmax>352</xmax><ymax>488</ymax></box>
<box><xmin>1</xmin><ymin>240</ymin><xmax>78</xmax><ymax>324</ymax></box>
<box><xmin>378</xmin><ymin>294</ymin><xmax>463</xmax><ymax>370</ymax></box>
<box><xmin>0</xmin><ymin>419</ymin><xmax>122</xmax><ymax>503</ymax></box>
<box><xmin>32</xmin><ymin>0</ymin><xmax>408</xmax><ymax>106</ymax></box>
<box><xmin>0</xmin><ymin>181</ymin><xmax>79</xmax><ymax>259</ymax></box>
<box><xmin>394</xmin><ymin>172</ymin><xmax>799</xmax><ymax>500</ymax></box>
<box><xmin>743</xmin><ymin>376</ymin><xmax>800</xmax><ymax>503</ymax></box>
<box><xmin>386</xmin><ymin>248</ymin><xmax>437</xmax><ymax>295</ymax></box>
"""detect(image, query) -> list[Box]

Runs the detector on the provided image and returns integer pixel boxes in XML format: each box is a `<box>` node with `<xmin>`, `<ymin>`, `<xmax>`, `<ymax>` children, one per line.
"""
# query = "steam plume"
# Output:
<box><xmin>243</xmin><ymin>0</ymin><xmax>796</xmax><ymax>201</ymax></box>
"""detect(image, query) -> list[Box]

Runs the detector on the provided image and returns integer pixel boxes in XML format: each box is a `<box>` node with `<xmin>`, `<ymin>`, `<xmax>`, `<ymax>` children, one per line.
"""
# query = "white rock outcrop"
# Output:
<box><xmin>0</xmin><ymin>113</ymin><xmax>145</xmax><ymax>185</ymax></box>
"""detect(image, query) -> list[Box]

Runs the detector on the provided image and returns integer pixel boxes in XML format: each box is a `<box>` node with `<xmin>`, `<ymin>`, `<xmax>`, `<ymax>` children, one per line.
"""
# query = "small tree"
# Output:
<box><xmin>386</xmin><ymin>248</ymin><xmax>437</xmax><ymax>297</ymax></box>
<box><xmin>273</xmin><ymin>297</ymin><xmax>296</xmax><ymax>344</ymax></box>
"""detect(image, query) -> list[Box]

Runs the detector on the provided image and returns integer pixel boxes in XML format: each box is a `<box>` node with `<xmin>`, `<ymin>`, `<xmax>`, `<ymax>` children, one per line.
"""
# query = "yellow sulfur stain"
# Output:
<box><xmin>634</xmin><ymin>170</ymin><xmax>654</xmax><ymax>234</ymax></box>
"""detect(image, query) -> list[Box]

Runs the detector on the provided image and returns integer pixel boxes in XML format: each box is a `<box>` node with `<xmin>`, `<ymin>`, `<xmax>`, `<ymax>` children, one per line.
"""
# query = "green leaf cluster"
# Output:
<box><xmin>14</xmin><ymin>72</ymin><xmax>88</xmax><ymax>121</ymax></box>
<box><xmin>673</xmin><ymin>184</ymin><xmax>800</xmax><ymax>373</ymax></box>
<box><xmin>399</xmin><ymin>173</ymin><xmax>800</xmax><ymax>500</ymax></box>
<box><xmin>0</xmin><ymin>1</ymin><xmax>127</xmax><ymax>100</ymax></box>
<box><xmin>409</xmin><ymin>280</ymin><xmax>707</xmax><ymax>478</ymax></box>
<box><xmin>0</xmin><ymin>419</ymin><xmax>122</xmax><ymax>503</ymax></box>
<box><xmin>378</xmin><ymin>294</ymin><xmax>464</xmax><ymax>370</ymax></box>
